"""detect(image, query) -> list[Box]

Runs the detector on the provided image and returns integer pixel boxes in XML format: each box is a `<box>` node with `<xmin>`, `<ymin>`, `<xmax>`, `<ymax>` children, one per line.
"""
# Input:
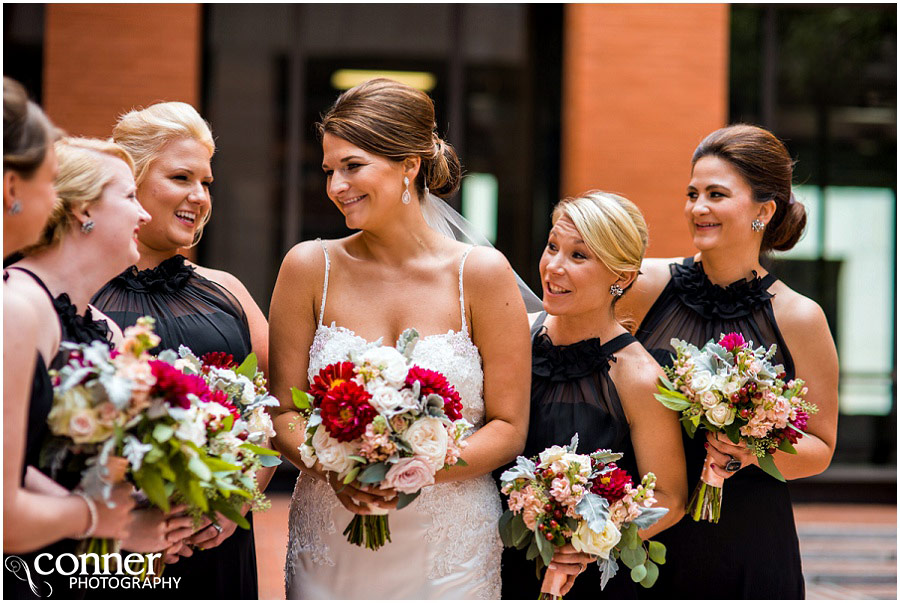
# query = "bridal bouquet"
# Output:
<box><xmin>499</xmin><ymin>436</ymin><xmax>668</xmax><ymax>598</ymax></box>
<box><xmin>293</xmin><ymin>328</ymin><xmax>472</xmax><ymax>550</ymax></box>
<box><xmin>654</xmin><ymin>332</ymin><xmax>818</xmax><ymax>523</ymax></box>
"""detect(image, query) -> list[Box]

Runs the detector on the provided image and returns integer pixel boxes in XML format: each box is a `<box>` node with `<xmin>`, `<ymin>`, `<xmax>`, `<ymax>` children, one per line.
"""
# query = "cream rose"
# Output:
<box><xmin>705</xmin><ymin>403</ymin><xmax>736</xmax><ymax>428</ymax></box>
<box><xmin>69</xmin><ymin>409</ymin><xmax>100</xmax><ymax>443</ymax></box>
<box><xmin>538</xmin><ymin>445</ymin><xmax>568</xmax><ymax>467</ymax></box>
<box><xmin>383</xmin><ymin>456</ymin><xmax>435</xmax><ymax>494</ymax></box>
<box><xmin>403</xmin><ymin>417</ymin><xmax>449</xmax><ymax>472</ymax></box>
<box><xmin>312</xmin><ymin>426</ymin><xmax>359</xmax><ymax>478</ymax></box>
<box><xmin>571</xmin><ymin>519</ymin><xmax>621</xmax><ymax>560</ymax></box>
<box><xmin>247</xmin><ymin>407</ymin><xmax>276</xmax><ymax>439</ymax></box>
<box><xmin>700</xmin><ymin>390</ymin><xmax>719</xmax><ymax>409</ymax></box>
<box><xmin>689</xmin><ymin>370</ymin><xmax>713</xmax><ymax>393</ymax></box>
<box><xmin>360</xmin><ymin>347</ymin><xmax>409</xmax><ymax>385</ymax></box>
<box><xmin>299</xmin><ymin>442</ymin><xmax>317</xmax><ymax>468</ymax></box>
<box><xmin>369</xmin><ymin>386</ymin><xmax>404</xmax><ymax>415</ymax></box>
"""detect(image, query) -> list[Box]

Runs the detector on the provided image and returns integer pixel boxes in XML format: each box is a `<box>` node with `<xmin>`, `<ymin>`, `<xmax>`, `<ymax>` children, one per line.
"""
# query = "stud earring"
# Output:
<box><xmin>8</xmin><ymin>200</ymin><xmax>22</xmax><ymax>215</ymax></box>
<box><xmin>401</xmin><ymin>176</ymin><xmax>411</xmax><ymax>205</ymax></box>
<box><xmin>751</xmin><ymin>219</ymin><xmax>765</xmax><ymax>232</ymax></box>
<box><xmin>609</xmin><ymin>283</ymin><xmax>624</xmax><ymax>297</ymax></box>
<box><xmin>81</xmin><ymin>220</ymin><xmax>95</xmax><ymax>234</ymax></box>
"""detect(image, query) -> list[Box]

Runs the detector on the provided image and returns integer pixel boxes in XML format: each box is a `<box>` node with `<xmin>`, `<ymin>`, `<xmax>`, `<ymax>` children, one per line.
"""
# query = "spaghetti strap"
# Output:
<box><xmin>317</xmin><ymin>238</ymin><xmax>331</xmax><ymax>327</ymax></box>
<box><xmin>458</xmin><ymin>245</ymin><xmax>475</xmax><ymax>333</ymax></box>
<box><xmin>5</xmin><ymin>266</ymin><xmax>54</xmax><ymax>301</ymax></box>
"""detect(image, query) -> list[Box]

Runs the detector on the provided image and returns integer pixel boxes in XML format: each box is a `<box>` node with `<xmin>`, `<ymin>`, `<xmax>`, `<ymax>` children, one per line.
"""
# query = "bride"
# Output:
<box><xmin>268</xmin><ymin>78</ymin><xmax>532</xmax><ymax>599</ymax></box>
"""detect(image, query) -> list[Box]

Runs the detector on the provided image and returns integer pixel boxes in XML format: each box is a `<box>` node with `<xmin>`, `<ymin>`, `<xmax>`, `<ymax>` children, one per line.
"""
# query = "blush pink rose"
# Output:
<box><xmin>383</xmin><ymin>456</ymin><xmax>435</xmax><ymax>494</ymax></box>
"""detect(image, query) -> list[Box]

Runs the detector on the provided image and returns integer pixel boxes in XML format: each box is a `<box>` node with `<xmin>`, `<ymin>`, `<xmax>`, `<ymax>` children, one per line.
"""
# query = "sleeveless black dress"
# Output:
<box><xmin>634</xmin><ymin>257</ymin><xmax>804</xmax><ymax>599</ymax></box>
<box><xmin>500</xmin><ymin>313</ymin><xmax>642</xmax><ymax>600</ymax></box>
<box><xmin>2</xmin><ymin>267</ymin><xmax>112</xmax><ymax>600</ymax></box>
<box><xmin>91</xmin><ymin>255</ymin><xmax>258</xmax><ymax>599</ymax></box>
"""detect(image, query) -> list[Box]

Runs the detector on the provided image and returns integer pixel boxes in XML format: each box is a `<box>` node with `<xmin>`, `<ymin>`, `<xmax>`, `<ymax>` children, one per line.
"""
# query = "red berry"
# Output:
<box><xmin>544</xmin><ymin>503</ymin><xmax>553</xmax><ymax>512</ymax></box>
<box><xmin>553</xmin><ymin>510</ymin><xmax>562</xmax><ymax>520</ymax></box>
<box><xmin>544</xmin><ymin>532</ymin><xmax>554</xmax><ymax>541</ymax></box>
<box><xmin>549</xmin><ymin>520</ymin><xmax>558</xmax><ymax>529</ymax></box>
<box><xmin>556</xmin><ymin>472</ymin><xmax>564</xmax><ymax>479</ymax></box>
<box><xmin>740</xmin><ymin>409</ymin><xmax>749</xmax><ymax>418</ymax></box>
<box><xmin>731</xmin><ymin>393</ymin><xmax>740</xmax><ymax>403</ymax></box>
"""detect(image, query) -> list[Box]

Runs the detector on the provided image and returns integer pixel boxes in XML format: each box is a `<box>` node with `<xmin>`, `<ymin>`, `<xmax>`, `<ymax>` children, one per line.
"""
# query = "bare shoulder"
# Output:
<box><xmin>635</xmin><ymin>256</ymin><xmax>681</xmax><ymax>293</ymax></box>
<box><xmin>4</xmin><ymin>287</ymin><xmax>39</xmax><ymax>333</ymax></box>
<box><xmin>768</xmin><ymin>281</ymin><xmax>831</xmax><ymax>342</ymax></box>
<box><xmin>193</xmin><ymin>264</ymin><xmax>251</xmax><ymax>298</ymax></box>
<box><xmin>461</xmin><ymin>245</ymin><xmax>513</xmax><ymax>282</ymax></box>
<box><xmin>617</xmin><ymin>256</ymin><xmax>682</xmax><ymax>325</ymax></box>
<box><xmin>614</xmin><ymin>341</ymin><xmax>665</xmax><ymax>391</ymax></box>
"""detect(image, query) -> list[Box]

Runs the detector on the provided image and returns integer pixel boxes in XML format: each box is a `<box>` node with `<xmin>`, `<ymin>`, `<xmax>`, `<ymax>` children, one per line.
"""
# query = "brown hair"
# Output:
<box><xmin>22</xmin><ymin>137</ymin><xmax>135</xmax><ymax>255</ymax></box>
<box><xmin>692</xmin><ymin>124</ymin><xmax>806</xmax><ymax>252</ymax></box>
<box><xmin>317</xmin><ymin>78</ymin><xmax>461</xmax><ymax>199</ymax></box>
<box><xmin>3</xmin><ymin>77</ymin><xmax>58</xmax><ymax>178</ymax></box>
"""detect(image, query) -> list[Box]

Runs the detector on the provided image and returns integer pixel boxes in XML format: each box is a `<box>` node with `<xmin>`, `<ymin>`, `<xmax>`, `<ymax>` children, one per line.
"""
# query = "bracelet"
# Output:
<box><xmin>72</xmin><ymin>491</ymin><xmax>98</xmax><ymax>539</ymax></box>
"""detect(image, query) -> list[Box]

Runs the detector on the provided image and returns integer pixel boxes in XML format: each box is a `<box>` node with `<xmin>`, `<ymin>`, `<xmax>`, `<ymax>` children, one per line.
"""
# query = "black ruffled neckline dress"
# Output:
<box><xmin>634</xmin><ymin>257</ymin><xmax>803</xmax><ymax>599</ymax></box>
<box><xmin>91</xmin><ymin>255</ymin><xmax>257</xmax><ymax>599</ymax></box>
<box><xmin>500</xmin><ymin>313</ymin><xmax>641</xmax><ymax>599</ymax></box>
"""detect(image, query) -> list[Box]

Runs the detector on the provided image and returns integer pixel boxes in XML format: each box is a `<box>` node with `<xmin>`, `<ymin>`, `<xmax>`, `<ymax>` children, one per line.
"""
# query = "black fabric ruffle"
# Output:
<box><xmin>53</xmin><ymin>293</ymin><xmax>112</xmax><ymax>348</ymax></box>
<box><xmin>111</xmin><ymin>254</ymin><xmax>195</xmax><ymax>294</ymax></box>
<box><xmin>670</xmin><ymin>260</ymin><xmax>775</xmax><ymax>320</ymax></box>
<box><xmin>531</xmin><ymin>327</ymin><xmax>618</xmax><ymax>382</ymax></box>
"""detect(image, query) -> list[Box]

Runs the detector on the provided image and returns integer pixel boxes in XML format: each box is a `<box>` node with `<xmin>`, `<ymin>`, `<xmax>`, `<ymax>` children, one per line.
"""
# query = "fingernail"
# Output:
<box><xmin>549</xmin><ymin>564</ymin><xmax>557</xmax><ymax>570</ymax></box>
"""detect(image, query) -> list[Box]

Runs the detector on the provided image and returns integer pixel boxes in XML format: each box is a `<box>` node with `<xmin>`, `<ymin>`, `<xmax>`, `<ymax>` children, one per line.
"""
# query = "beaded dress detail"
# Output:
<box><xmin>285</xmin><ymin>241</ymin><xmax>502</xmax><ymax>600</ymax></box>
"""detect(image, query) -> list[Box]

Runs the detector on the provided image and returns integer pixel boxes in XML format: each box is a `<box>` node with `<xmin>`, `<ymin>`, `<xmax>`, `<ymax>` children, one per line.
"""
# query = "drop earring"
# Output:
<box><xmin>401</xmin><ymin>176</ymin><xmax>411</xmax><ymax>204</ymax></box>
<box><xmin>8</xmin><ymin>200</ymin><xmax>22</xmax><ymax>215</ymax></box>
<box><xmin>751</xmin><ymin>219</ymin><xmax>765</xmax><ymax>232</ymax></box>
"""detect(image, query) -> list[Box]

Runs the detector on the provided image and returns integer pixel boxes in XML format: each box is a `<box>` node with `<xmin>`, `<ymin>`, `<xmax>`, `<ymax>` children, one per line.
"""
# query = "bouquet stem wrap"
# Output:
<box><xmin>687</xmin><ymin>453</ymin><xmax>723</xmax><ymax>523</ymax></box>
<box><xmin>540</xmin><ymin>568</ymin><xmax>568</xmax><ymax>598</ymax></box>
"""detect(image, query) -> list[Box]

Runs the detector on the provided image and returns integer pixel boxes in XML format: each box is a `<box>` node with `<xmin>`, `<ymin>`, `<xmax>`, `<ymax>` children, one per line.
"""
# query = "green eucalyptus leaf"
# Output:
<box><xmin>640</xmin><ymin>561</ymin><xmax>660</xmax><ymax>588</ymax></box>
<box><xmin>630</xmin><ymin>563</ymin><xmax>647</xmax><ymax>583</ymax></box>
<box><xmin>235</xmin><ymin>353</ymin><xmax>259</xmax><ymax>379</ymax></box>
<box><xmin>648</xmin><ymin>540</ymin><xmax>666</xmax><ymax>564</ymax></box>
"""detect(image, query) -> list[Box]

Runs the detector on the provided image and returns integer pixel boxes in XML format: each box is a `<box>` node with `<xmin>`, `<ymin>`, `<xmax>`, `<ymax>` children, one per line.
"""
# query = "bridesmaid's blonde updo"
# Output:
<box><xmin>317</xmin><ymin>78</ymin><xmax>461</xmax><ymax>199</ymax></box>
<box><xmin>552</xmin><ymin>190</ymin><xmax>649</xmax><ymax>281</ymax></box>
<box><xmin>113</xmin><ymin>102</ymin><xmax>215</xmax><ymax>246</ymax></box>
<box><xmin>22</xmin><ymin>137</ymin><xmax>135</xmax><ymax>254</ymax></box>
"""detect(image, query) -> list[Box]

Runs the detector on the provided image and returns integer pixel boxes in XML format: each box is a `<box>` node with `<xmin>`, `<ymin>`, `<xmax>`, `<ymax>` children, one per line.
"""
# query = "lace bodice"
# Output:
<box><xmin>285</xmin><ymin>240</ymin><xmax>502</xmax><ymax>599</ymax></box>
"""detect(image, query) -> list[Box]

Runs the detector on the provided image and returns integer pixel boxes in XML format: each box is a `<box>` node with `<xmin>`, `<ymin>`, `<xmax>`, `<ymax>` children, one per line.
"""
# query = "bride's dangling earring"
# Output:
<box><xmin>401</xmin><ymin>176</ymin><xmax>411</xmax><ymax>205</ymax></box>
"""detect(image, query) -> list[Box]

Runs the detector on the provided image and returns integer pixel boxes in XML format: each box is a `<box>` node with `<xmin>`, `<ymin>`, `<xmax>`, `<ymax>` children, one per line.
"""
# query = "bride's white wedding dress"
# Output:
<box><xmin>284</xmin><ymin>241</ymin><xmax>503</xmax><ymax>599</ymax></box>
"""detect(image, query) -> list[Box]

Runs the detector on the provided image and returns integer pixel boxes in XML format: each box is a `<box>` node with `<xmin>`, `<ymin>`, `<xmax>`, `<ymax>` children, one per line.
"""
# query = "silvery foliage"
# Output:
<box><xmin>575</xmin><ymin>492</ymin><xmax>610</xmax><ymax>532</ymax></box>
<box><xmin>598</xmin><ymin>556</ymin><xmax>619</xmax><ymax>590</ymax></box>
<box><xmin>78</xmin><ymin>438</ymin><xmax>118</xmax><ymax>504</ymax></box>
<box><xmin>122</xmin><ymin>434</ymin><xmax>153</xmax><ymax>472</ymax></box>
<box><xmin>56</xmin><ymin>341</ymin><xmax>134</xmax><ymax>410</ymax></box>
<box><xmin>395</xmin><ymin>328</ymin><xmax>419</xmax><ymax>360</ymax></box>
<box><xmin>499</xmin><ymin>456</ymin><xmax>536</xmax><ymax>483</ymax></box>
<box><xmin>631</xmin><ymin>506</ymin><xmax>669</xmax><ymax>530</ymax></box>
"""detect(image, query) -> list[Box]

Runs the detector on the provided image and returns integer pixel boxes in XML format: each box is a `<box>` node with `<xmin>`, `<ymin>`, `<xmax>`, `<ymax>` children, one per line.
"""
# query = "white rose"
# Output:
<box><xmin>403</xmin><ymin>417</ymin><xmax>449</xmax><ymax>472</ymax></box>
<box><xmin>361</xmin><ymin>346</ymin><xmax>408</xmax><ymax>385</ymax></box>
<box><xmin>369</xmin><ymin>386</ymin><xmax>404</xmax><ymax>415</ymax></box>
<box><xmin>690</xmin><ymin>370</ymin><xmax>713</xmax><ymax>393</ymax></box>
<box><xmin>722</xmin><ymin>379</ymin><xmax>740</xmax><ymax>397</ymax></box>
<box><xmin>571</xmin><ymin>519</ymin><xmax>621</xmax><ymax>560</ymax></box>
<box><xmin>299</xmin><ymin>442</ymin><xmax>317</xmax><ymax>468</ymax></box>
<box><xmin>700</xmin><ymin>390</ymin><xmax>719</xmax><ymax>409</ymax></box>
<box><xmin>312</xmin><ymin>426</ymin><xmax>358</xmax><ymax>477</ymax></box>
<box><xmin>705</xmin><ymin>403</ymin><xmax>736</xmax><ymax>428</ymax></box>
<box><xmin>174</xmin><ymin>408</ymin><xmax>208</xmax><ymax>448</ymax></box>
<box><xmin>247</xmin><ymin>407</ymin><xmax>276</xmax><ymax>439</ymax></box>
<box><xmin>538</xmin><ymin>445</ymin><xmax>568</xmax><ymax>468</ymax></box>
<box><xmin>553</xmin><ymin>453</ymin><xmax>593</xmax><ymax>477</ymax></box>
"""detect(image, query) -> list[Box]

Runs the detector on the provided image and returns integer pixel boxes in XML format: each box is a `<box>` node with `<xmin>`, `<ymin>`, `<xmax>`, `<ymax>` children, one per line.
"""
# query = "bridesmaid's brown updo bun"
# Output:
<box><xmin>317</xmin><ymin>78</ymin><xmax>461</xmax><ymax>199</ymax></box>
<box><xmin>692</xmin><ymin>124</ymin><xmax>807</xmax><ymax>253</ymax></box>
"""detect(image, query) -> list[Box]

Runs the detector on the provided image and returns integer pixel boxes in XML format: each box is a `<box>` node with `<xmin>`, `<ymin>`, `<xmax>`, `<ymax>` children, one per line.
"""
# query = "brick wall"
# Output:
<box><xmin>561</xmin><ymin>4</ymin><xmax>730</xmax><ymax>257</ymax></box>
<box><xmin>43</xmin><ymin>4</ymin><xmax>201</xmax><ymax>138</ymax></box>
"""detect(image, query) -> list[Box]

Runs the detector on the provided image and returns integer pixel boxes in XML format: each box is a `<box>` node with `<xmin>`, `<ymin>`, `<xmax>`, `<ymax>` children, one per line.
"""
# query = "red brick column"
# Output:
<box><xmin>561</xmin><ymin>4</ymin><xmax>730</xmax><ymax>257</ymax></box>
<box><xmin>43</xmin><ymin>4</ymin><xmax>202</xmax><ymax>138</ymax></box>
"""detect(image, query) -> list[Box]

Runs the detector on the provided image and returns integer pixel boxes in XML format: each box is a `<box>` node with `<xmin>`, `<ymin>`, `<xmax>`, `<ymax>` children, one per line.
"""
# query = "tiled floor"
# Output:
<box><xmin>254</xmin><ymin>494</ymin><xmax>896</xmax><ymax>600</ymax></box>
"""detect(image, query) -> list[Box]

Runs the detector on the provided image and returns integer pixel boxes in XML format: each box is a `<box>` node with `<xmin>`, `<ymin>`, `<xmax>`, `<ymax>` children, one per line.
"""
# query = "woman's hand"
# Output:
<box><xmin>705</xmin><ymin>431</ymin><xmax>758</xmax><ymax>480</ymax></box>
<box><xmin>162</xmin><ymin>540</ymin><xmax>194</xmax><ymax>565</ymax></box>
<box><xmin>120</xmin><ymin>504</ymin><xmax>195</xmax><ymax>553</ymax></box>
<box><xmin>545</xmin><ymin>543</ymin><xmax>596</xmax><ymax>596</ymax></box>
<box><xmin>90</xmin><ymin>483</ymin><xmax>137</xmax><ymax>540</ymax></box>
<box><xmin>326</xmin><ymin>472</ymin><xmax>398</xmax><ymax>515</ymax></box>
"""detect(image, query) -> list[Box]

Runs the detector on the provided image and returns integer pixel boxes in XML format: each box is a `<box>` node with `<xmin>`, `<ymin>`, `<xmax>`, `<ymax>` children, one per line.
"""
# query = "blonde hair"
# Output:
<box><xmin>21</xmin><ymin>137</ymin><xmax>135</xmax><ymax>255</ymax></box>
<box><xmin>113</xmin><ymin>101</ymin><xmax>215</xmax><ymax>247</ymax></box>
<box><xmin>551</xmin><ymin>190</ymin><xmax>649</xmax><ymax>278</ymax></box>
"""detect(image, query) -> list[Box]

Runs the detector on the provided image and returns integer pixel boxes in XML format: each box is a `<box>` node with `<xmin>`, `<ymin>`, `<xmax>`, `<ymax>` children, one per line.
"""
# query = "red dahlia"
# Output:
<box><xmin>150</xmin><ymin>359</ymin><xmax>213</xmax><ymax>409</ymax></box>
<box><xmin>201</xmin><ymin>351</ymin><xmax>237</xmax><ymax>370</ymax></box>
<box><xmin>718</xmin><ymin>332</ymin><xmax>746</xmax><ymax>352</ymax></box>
<box><xmin>309</xmin><ymin>362</ymin><xmax>357</xmax><ymax>407</ymax></box>
<box><xmin>320</xmin><ymin>380</ymin><xmax>377</xmax><ymax>442</ymax></box>
<box><xmin>207</xmin><ymin>388</ymin><xmax>241</xmax><ymax>420</ymax></box>
<box><xmin>590</xmin><ymin>464</ymin><xmax>634</xmax><ymax>502</ymax></box>
<box><xmin>405</xmin><ymin>366</ymin><xmax>463</xmax><ymax>421</ymax></box>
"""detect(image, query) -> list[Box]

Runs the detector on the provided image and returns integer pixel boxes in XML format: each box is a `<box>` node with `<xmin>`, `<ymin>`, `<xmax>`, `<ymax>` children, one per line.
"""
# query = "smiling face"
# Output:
<box><xmin>135</xmin><ymin>137</ymin><xmax>212</xmax><ymax>252</ymax></box>
<box><xmin>539</xmin><ymin>213</ymin><xmax>622</xmax><ymax>318</ymax></box>
<box><xmin>321</xmin><ymin>132</ymin><xmax>410</xmax><ymax>231</ymax></box>
<box><xmin>85</xmin><ymin>155</ymin><xmax>151</xmax><ymax>266</ymax></box>
<box><xmin>685</xmin><ymin>155</ymin><xmax>768</xmax><ymax>253</ymax></box>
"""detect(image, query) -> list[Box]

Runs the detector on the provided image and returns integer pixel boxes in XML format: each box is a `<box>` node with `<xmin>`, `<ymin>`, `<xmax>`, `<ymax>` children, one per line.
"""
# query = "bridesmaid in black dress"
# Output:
<box><xmin>2</xmin><ymin>125</ymin><xmax>138</xmax><ymax>596</ymax></box>
<box><xmin>619</xmin><ymin>125</ymin><xmax>839</xmax><ymax>599</ymax></box>
<box><xmin>500</xmin><ymin>191</ymin><xmax>686</xmax><ymax>599</ymax></box>
<box><xmin>92</xmin><ymin>101</ymin><xmax>270</xmax><ymax>599</ymax></box>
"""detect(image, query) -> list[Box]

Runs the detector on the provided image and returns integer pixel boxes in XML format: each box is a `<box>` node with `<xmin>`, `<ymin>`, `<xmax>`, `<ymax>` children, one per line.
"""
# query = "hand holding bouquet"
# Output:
<box><xmin>293</xmin><ymin>328</ymin><xmax>472</xmax><ymax>550</ymax></box>
<box><xmin>654</xmin><ymin>332</ymin><xmax>818</xmax><ymax>522</ymax></box>
<box><xmin>499</xmin><ymin>436</ymin><xmax>669</xmax><ymax>598</ymax></box>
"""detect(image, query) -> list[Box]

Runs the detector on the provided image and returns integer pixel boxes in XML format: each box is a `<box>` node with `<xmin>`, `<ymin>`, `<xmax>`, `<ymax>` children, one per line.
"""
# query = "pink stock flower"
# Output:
<box><xmin>718</xmin><ymin>332</ymin><xmax>746</xmax><ymax>352</ymax></box>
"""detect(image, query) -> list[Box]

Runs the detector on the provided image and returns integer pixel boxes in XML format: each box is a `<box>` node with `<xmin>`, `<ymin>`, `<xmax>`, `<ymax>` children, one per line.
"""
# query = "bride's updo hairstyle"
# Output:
<box><xmin>4</xmin><ymin>76</ymin><xmax>58</xmax><ymax>178</ymax></box>
<box><xmin>552</xmin><ymin>190</ymin><xmax>649</xmax><ymax>291</ymax></box>
<box><xmin>691</xmin><ymin>124</ymin><xmax>806</xmax><ymax>253</ymax></box>
<box><xmin>113</xmin><ymin>101</ymin><xmax>215</xmax><ymax>246</ymax></box>
<box><xmin>21</xmin><ymin>137</ymin><xmax>135</xmax><ymax>254</ymax></box>
<box><xmin>317</xmin><ymin>78</ymin><xmax>462</xmax><ymax>199</ymax></box>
